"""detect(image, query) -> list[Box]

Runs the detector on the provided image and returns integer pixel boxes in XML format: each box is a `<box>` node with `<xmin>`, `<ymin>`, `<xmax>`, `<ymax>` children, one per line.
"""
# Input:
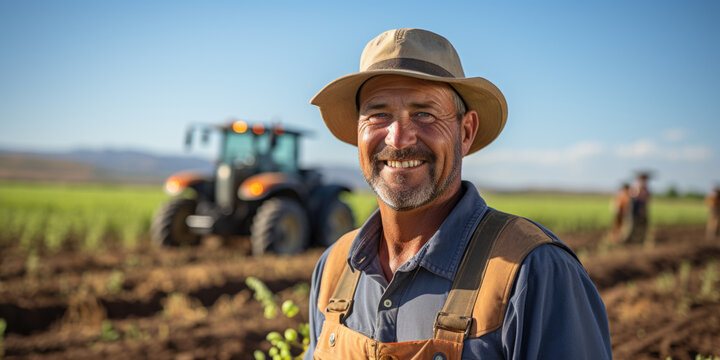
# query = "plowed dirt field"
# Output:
<box><xmin>1</xmin><ymin>226</ymin><xmax>718</xmax><ymax>359</ymax></box>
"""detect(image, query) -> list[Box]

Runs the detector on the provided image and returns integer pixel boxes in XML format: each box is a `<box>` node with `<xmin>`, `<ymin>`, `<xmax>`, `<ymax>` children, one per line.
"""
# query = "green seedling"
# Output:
<box><xmin>105</xmin><ymin>270</ymin><xmax>125</xmax><ymax>294</ymax></box>
<box><xmin>100</xmin><ymin>320</ymin><xmax>120</xmax><ymax>342</ymax></box>
<box><xmin>0</xmin><ymin>318</ymin><xmax>6</xmax><ymax>359</ymax></box>
<box><xmin>247</xmin><ymin>278</ymin><xmax>310</xmax><ymax>360</ymax></box>
<box><xmin>655</xmin><ymin>271</ymin><xmax>675</xmax><ymax>293</ymax></box>
<box><xmin>701</xmin><ymin>260</ymin><xmax>719</xmax><ymax>300</ymax></box>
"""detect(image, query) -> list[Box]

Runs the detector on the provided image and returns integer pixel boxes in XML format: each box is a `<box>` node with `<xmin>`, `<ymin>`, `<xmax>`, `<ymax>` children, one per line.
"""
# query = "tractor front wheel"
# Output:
<box><xmin>251</xmin><ymin>197</ymin><xmax>309</xmax><ymax>256</ymax></box>
<box><xmin>318</xmin><ymin>197</ymin><xmax>355</xmax><ymax>247</ymax></box>
<box><xmin>151</xmin><ymin>198</ymin><xmax>201</xmax><ymax>247</ymax></box>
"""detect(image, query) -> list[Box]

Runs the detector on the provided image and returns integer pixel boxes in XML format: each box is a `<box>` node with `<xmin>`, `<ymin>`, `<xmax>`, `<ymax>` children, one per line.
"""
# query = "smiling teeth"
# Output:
<box><xmin>387</xmin><ymin>160</ymin><xmax>422</xmax><ymax>168</ymax></box>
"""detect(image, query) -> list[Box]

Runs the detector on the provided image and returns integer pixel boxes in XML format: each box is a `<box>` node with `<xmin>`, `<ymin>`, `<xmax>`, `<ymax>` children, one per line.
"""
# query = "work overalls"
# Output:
<box><xmin>313</xmin><ymin>210</ymin><xmax>576</xmax><ymax>360</ymax></box>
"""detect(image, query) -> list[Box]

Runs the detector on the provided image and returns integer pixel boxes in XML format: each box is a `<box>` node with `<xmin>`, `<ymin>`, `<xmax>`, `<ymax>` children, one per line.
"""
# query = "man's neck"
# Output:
<box><xmin>377</xmin><ymin>181</ymin><xmax>464</xmax><ymax>281</ymax></box>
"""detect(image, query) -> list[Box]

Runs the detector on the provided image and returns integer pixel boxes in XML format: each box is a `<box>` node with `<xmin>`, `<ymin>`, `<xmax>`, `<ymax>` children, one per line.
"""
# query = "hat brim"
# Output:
<box><xmin>310</xmin><ymin>69</ymin><xmax>508</xmax><ymax>155</ymax></box>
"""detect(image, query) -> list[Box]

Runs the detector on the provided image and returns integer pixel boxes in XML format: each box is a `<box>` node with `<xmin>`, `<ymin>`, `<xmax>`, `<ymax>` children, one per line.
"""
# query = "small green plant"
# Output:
<box><xmin>124</xmin><ymin>324</ymin><xmax>149</xmax><ymax>341</ymax></box>
<box><xmin>25</xmin><ymin>251</ymin><xmax>39</xmax><ymax>278</ymax></box>
<box><xmin>292</xmin><ymin>283</ymin><xmax>310</xmax><ymax>297</ymax></box>
<box><xmin>246</xmin><ymin>276</ymin><xmax>279</xmax><ymax>319</ymax></box>
<box><xmin>676</xmin><ymin>294</ymin><xmax>692</xmax><ymax>315</ymax></box>
<box><xmin>0</xmin><ymin>318</ymin><xmax>6</xmax><ymax>359</ymax></box>
<box><xmin>119</xmin><ymin>216</ymin><xmax>143</xmax><ymax>248</ymax></box>
<box><xmin>83</xmin><ymin>215</ymin><xmax>107</xmax><ymax>252</ymax></box>
<box><xmin>44</xmin><ymin>213</ymin><xmax>71</xmax><ymax>253</ymax></box>
<box><xmin>19</xmin><ymin>212</ymin><xmax>44</xmax><ymax>253</ymax></box>
<box><xmin>655</xmin><ymin>271</ymin><xmax>675</xmax><ymax>293</ymax></box>
<box><xmin>105</xmin><ymin>270</ymin><xmax>125</xmax><ymax>294</ymax></box>
<box><xmin>246</xmin><ymin>277</ymin><xmax>309</xmax><ymax>360</ymax></box>
<box><xmin>694</xmin><ymin>355</ymin><xmax>720</xmax><ymax>360</ymax></box>
<box><xmin>100</xmin><ymin>320</ymin><xmax>120</xmax><ymax>342</ymax></box>
<box><xmin>678</xmin><ymin>260</ymin><xmax>692</xmax><ymax>292</ymax></box>
<box><xmin>124</xmin><ymin>254</ymin><xmax>140</xmax><ymax>269</ymax></box>
<box><xmin>701</xmin><ymin>259</ymin><xmax>719</xmax><ymax>300</ymax></box>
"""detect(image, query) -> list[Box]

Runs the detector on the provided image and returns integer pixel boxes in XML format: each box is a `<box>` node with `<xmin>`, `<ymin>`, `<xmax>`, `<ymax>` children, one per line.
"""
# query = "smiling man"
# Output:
<box><xmin>304</xmin><ymin>29</ymin><xmax>612</xmax><ymax>359</ymax></box>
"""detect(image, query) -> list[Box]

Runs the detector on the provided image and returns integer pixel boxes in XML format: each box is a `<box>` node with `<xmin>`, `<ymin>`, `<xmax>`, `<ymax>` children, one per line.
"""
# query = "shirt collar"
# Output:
<box><xmin>347</xmin><ymin>181</ymin><xmax>488</xmax><ymax>281</ymax></box>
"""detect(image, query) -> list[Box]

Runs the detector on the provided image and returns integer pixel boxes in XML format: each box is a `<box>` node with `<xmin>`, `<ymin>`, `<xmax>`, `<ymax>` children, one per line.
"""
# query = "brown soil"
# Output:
<box><xmin>1</xmin><ymin>227</ymin><xmax>718</xmax><ymax>359</ymax></box>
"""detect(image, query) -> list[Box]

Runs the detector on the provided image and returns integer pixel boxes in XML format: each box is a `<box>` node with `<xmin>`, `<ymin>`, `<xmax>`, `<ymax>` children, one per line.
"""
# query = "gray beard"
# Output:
<box><xmin>364</xmin><ymin>140</ymin><xmax>462</xmax><ymax>211</ymax></box>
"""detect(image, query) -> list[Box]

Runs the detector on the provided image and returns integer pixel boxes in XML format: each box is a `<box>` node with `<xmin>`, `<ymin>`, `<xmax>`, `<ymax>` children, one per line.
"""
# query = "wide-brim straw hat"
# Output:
<box><xmin>311</xmin><ymin>28</ymin><xmax>508</xmax><ymax>155</ymax></box>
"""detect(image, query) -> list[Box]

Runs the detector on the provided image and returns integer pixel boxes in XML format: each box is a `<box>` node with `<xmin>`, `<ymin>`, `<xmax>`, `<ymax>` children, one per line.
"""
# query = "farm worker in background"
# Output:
<box><xmin>611</xmin><ymin>182</ymin><xmax>631</xmax><ymax>243</ymax></box>
<box><xmin>623</xmin><ymin>172</ymin><xmax>651</xmax><ymax>244</ymax></box>
<box><xmin>706</xmin><ymin>186</ymin><xmax>720</xmax><ymax>240</ymax></box>
<box><xmin>304</xmin><ymin>28</ymin><xmax>611</xmax><ymax>359</ymax></box>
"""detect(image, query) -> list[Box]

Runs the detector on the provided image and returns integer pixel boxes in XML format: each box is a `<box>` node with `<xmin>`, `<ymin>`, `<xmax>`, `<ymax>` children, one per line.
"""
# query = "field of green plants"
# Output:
<box><xmin>1</xmin><ymin>180</ymin><xmax>717</xmax><ymax>360</ymax></box>
<box><xmin>480</xmin><ymin>191</ymin><xmax>708</xmax><ymax>232</ymax></box>
<box><xmin>0</xmin><ymin>180</ymin><xmax>708</xmax><ymax>255</ymax></box>
<box><xmin>0</xmin><ymin>181</ymin><xmax>166</xmax><ymax>253</ymax></box>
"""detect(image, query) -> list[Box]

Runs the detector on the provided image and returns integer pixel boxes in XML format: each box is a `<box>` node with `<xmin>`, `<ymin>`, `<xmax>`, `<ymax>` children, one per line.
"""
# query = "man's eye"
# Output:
<box><xmin>368</xmin><ymin>113</ymin><xmax>390</xmax><ymax>122</ymax></box>
<box><xmin>413</xmin><ymin>112</ymin><xmax>435</xmax><ymax>122</ymax></box>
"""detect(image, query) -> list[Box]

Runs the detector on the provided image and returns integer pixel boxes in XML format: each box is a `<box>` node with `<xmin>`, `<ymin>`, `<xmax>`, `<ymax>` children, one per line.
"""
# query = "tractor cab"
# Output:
<box><xmin>151</xmin><ymin>120</ymin><xmax>353</xmax><ymax>256</ymax></box>
<box><xmin>201</xmin><ymin>121</ymin><xmax>312</xmax><ymax>214</ymax></box>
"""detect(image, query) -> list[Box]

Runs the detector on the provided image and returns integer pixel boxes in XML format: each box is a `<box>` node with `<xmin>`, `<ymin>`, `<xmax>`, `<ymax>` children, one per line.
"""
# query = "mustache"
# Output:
<box><xmin>371</xmin><ymin>144</ymin><xmax>435</xmax><ymax>162</ymax></box>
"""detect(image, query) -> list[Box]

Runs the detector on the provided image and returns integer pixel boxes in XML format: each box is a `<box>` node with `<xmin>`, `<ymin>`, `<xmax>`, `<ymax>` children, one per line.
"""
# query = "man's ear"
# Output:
<box><xmin>460</xmin><ymin>110</ymin><xmax>480</xmax><ymax>156</ymax></box>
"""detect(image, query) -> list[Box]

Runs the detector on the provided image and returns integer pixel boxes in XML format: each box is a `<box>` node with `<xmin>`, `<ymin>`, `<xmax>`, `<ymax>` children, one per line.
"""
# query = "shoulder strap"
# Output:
<box><xmin>434</xmin><ymin>210</ymin><xmax>570</xmax><ymax>341</ymax></box>
<box><xmin>433</xmin><ymin>209</ymin><xmax>514</xmax><ymax>342</ymax></box>
<box><xmin>317</xmin><ymin>229</ymin><xmax>360</xmax><ymax>320</ymax></box>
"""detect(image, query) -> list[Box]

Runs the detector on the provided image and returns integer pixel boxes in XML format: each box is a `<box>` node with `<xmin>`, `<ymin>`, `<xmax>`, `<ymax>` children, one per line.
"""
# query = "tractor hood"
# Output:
<box><xmin>164</xmin><ymin>170</ymin><xmax>210</xmax><ymax>195</ymax></box>
<box><xmin>238</xmin><ymin>172</ymin><xmax>304</xmax><ymax>201</ymax></box>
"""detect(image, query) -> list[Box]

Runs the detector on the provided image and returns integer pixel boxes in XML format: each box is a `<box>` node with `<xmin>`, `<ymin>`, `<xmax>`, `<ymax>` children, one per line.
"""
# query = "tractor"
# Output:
<box><xmin>150</xmin><ymin>120</ymin><xmax>355</xmax><ymax>255</ymax></box>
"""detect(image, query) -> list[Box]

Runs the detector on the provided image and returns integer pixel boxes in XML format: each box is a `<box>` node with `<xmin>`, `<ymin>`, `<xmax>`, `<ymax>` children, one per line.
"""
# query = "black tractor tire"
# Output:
<box><xmin>251</xmin><ymin>197</ymin><xmax>309</xmax><ymax>256</ymax></box>
<box><xmin>151</xmin><ymin>198</ymin><xmax>201</xmax><ymax>247</ymax></box>
<box><xmin>318</xmin><ymin>196</ymin><xmax>355</xmax><ymax>247</ymax></box>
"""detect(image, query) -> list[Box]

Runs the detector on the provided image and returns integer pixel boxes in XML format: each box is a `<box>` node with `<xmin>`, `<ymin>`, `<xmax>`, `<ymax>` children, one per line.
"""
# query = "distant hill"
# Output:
<box><xmin>0</xmin><ymin>149</ymin><xmax>214</xmax><ymax>184</ymax></box>
<box><xmin>0</xmin><ymin>148</ymin><xmax>370</xmax><ymax>190</ymax></box>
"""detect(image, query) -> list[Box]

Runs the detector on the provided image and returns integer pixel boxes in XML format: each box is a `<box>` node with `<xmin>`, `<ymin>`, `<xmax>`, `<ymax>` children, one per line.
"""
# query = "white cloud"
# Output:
<box><xmin>464</xmin><ymin>138</ymin><xmax>716</xmax><ymax>191</ymax></box>
<box><xmin>472</xmin><ymin>141</ymin><xmax>605</xmax><ymax>166</ymax></box>
<box><xmin>471</xmin><ymin>138</ymin><xmax>713</xmax><ymax>167</ymax></box>
<box><xmin>662</xmin><ymin>128</ymin><xmax>688</xmax><ymax>142</ymax></box>
<box><xmin>670</xmin><ymin>145</ymin><xmax>713</xmax><ymax>161</ymax></box>
<box><xmin>614</xmin><ymin>139</ymin><xmax>712</xmax><ymax>161</ymax></box>
<box><xmin>615</xmin><ymin>140</ymin><xmax>658</xmax><ymax>159</ymax></box>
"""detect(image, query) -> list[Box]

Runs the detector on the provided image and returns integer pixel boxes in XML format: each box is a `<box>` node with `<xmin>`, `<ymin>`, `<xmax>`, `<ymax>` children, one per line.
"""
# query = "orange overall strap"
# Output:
<box><xmin>434</xmin><ymin>209</ymin><xmax>514</xmax><ymax>343</ymax></box>
<box><xmin>325</xmin><ymin>262</ymin><xmax>362</xmax><ymax>323</ymax></box>
<box><xmin>318</xmin><ymin>229</ymin><xmax>361</xmax><ymax>324</ymax></box>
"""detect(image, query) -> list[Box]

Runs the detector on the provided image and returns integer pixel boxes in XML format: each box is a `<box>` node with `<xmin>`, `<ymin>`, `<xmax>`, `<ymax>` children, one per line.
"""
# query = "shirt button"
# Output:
<box><xmin>383</xmin><ymin>299</ymin><xmax>392</xmax><ymax>308</ymax></box>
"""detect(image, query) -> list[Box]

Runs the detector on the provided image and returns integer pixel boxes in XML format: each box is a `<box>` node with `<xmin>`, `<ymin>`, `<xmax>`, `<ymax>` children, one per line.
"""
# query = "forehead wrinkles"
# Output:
<box><xmin>358</xmin><ymin>76</ymin><xmax>455</xmax><ymax>113</ymax></box>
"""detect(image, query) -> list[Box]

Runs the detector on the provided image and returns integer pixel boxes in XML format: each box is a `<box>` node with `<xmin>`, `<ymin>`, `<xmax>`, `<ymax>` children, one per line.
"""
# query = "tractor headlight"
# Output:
<box><xmin>217</xmin><ymin>164</ymin><xmax>231</xmax><ymax>179</ymax></box>
<box><xmin>165</xmin><ymin>179</ymin><xmax>182</xmax><ymax>195</ymax></box>
<box><xmin>249</xmin><ymin>182</ymin><xmax>264</xmax><ymax>196</ymax></box>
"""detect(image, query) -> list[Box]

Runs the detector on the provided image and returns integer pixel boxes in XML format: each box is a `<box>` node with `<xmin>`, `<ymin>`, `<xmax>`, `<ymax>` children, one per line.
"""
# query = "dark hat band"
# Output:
<box><xmin>366</xmin><ymin>58</ymin><xmax>454</xmax><ymax>78</ymax></box>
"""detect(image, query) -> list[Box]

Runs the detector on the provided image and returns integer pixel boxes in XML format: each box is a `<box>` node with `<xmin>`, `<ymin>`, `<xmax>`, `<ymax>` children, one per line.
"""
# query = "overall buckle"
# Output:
<box><xmin>326</xmin><ymin>298</ymin><xmax>354</xmax><ymax>323</ymax></box>
<box><xmin>433</xmin><ymin>311</ymin><xmax>472</xmax><ymax>340</ymax></box>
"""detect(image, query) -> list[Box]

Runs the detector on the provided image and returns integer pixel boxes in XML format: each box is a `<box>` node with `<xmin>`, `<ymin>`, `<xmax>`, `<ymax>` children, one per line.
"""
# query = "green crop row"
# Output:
<box><xmin>0</xmin><ymin>181</ymin><xmax>709</xmax><ymax>254</ymax></box>
<box><xmin>0</xmin><ymin>181</ymin><xmax>168</xmax><ymax>253</ymax></box>
<box><xmin>479</xmin><ymin>191</ymin><xmax>708</xmax><ymax>233</ymax></box>
<box><xmin>347</xmin><ymin>189</ymin><xmax>709</xmax><ymax>233</ymax></box>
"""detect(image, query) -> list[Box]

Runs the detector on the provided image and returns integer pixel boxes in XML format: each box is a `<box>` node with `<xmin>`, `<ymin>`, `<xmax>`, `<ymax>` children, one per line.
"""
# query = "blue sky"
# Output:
<box><xmin>1</xmin><ymin>0</ymin><xmax>718</xmax><ymax>192</ymax></box>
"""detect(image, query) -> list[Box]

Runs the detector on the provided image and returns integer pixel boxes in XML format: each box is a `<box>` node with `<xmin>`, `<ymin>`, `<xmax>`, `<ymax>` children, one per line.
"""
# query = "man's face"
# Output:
<box><xmin>357</xmin><ymin>75</ymin><xmax>466</xmax><ymax>211</ymax></box>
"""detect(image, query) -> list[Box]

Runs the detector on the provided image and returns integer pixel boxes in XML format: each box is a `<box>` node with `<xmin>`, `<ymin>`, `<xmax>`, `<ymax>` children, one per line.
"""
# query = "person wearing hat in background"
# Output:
<box><xmin>623</xmin><ymin>172</ymin><xmax>651</xmax><ymax>244</ymax></box>
<box><xmin>706</xmin><ymin>186</ymin><xmax>720</xmax><ymax>240</ymax></box>
<box><xmin>304</xmin><ymin>29</ymin><xmax>611</xmax><ymax>359</ymax></box>
<box><xmin>611</xmin><ymin>182</ymin><xmax>632</xmax><ymax>243</ymax></box>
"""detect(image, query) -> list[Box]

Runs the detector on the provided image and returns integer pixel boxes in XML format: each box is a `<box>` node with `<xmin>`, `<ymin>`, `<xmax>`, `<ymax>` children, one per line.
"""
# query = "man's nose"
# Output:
<box><xmin>385</xmin><ymin>117</ymin><xmax>417</xmax><ymax>150</ymax></box>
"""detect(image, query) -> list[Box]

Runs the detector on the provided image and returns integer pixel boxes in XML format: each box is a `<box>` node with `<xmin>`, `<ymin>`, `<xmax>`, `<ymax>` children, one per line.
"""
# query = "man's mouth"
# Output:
<box><xmin>384</xmin><ymin>160</ymin><xmax>424</xmax><ymax>169</ymax></box>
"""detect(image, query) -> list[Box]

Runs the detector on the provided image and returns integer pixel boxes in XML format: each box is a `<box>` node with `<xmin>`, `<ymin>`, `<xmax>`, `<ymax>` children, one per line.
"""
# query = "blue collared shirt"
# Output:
<box><xmin>304</xmin><ymin>181</ymin><xmax>612</xmax><ymax>359</ymax></box>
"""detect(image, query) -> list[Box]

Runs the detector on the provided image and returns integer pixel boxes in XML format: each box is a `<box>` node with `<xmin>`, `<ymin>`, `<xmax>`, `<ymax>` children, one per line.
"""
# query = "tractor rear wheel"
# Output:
<box><xmin>251</xmin><ymin>197</ymin><xmax>309</xmax><ymax>255</ymax></box>
<box><xmin>151</xmin><ymin>198</ymin><xmax>201</xmax><ymax>247</ymax></box>
<box><xmin>318</xmin><ymin>197</ymin><xmax>355</xmax><ymax>247</ymax></box>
